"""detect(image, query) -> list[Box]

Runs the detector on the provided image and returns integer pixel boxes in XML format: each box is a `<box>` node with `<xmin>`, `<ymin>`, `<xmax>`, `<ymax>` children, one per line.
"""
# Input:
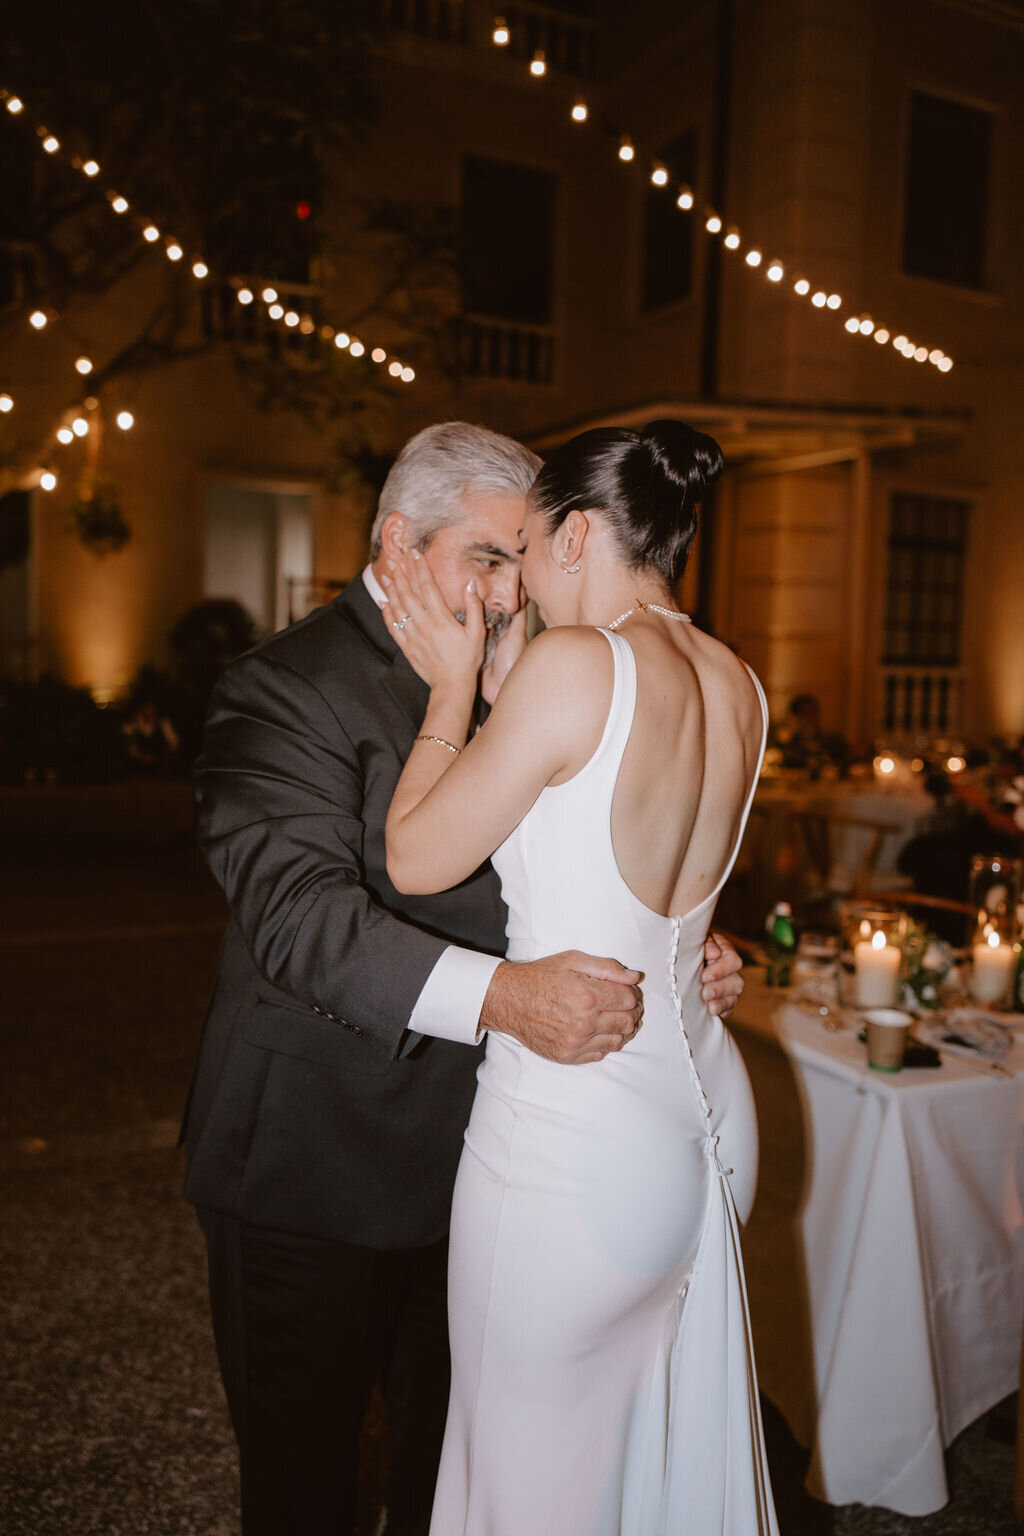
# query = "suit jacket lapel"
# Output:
<box><xmin>334</xmin><ymin>576</ymin><xmax>431</xmax><ymax>734</ymax></box>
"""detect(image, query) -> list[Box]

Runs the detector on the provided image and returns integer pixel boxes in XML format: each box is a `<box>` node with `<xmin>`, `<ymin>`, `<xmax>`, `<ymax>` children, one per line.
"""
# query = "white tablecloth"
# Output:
<box><xmin>732</xmin><ymin>972</ymin><xmax>1024</xmax><ymax>1514</ymax></box>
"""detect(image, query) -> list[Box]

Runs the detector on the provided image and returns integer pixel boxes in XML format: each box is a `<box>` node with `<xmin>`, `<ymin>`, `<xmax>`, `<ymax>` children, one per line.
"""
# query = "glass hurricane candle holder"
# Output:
<box><xmin>968</xmin><ymin>855</ymin><xmax>1021</xmax><ymax>1005</ymax></box>
<box><xmin>839</xmin><ymin>901</ymin><xmax>907</xmax><ymax>1009</ymax></box>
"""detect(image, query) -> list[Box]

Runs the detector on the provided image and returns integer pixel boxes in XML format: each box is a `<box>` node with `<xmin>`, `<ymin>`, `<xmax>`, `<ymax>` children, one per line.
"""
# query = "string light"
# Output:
<box><xmin>705</xmin><ymin>214</ymin><xmax>722</xmax><ymax>234</ymax></box>
<box><xmin>57</xmin><ymin>426</ymin><xmax>73</xmax><ymax>443</ymax></box>
<box><xmin>29</xmin><ymin>309</ymin><xmax>48</xmax><ymax>329</ymax></box>
<box><xmin>723</xmin><ymin>227</ymin><xmax>740</xmax><ymax>250</ymax></box>
<box><xmin>166</xmin><ymin>242</ymin><xmax>183</xmax><ymax>261</ymax></box>
<box><xmin>42</xmin><ymin>134</ymin><xmax>59</xmax><ymax>153</ymax></box>
<box><xmin>618</xmin><ymin>137</ymin><xmax>634</xmax><ymax>162</ymax></box>
<box><xmin>845</xmin><ymin>317</ymin><xmax>860</xmax><ymax>333</ymax></box>
<box><xmin>40</xmin><ymin>471</ymin><xmax>57</xmax><ymax>491</ymax></box>
<box><xmin>650</xmin><ymin>165</ymin><xmax>669</xmax><ymax>187</ymax></box>
<box><xmin>299</xmin><ymin>315</ymin><xmax>315</xmax><ymax>335</ymax></box>
<box><xmin>82</xmin><ymin>159</ymin><xmax>100</xmax><ymax>177</ymax></box>
<box><xmin>261</xmin><ymin>287</ymin><xmax>278</xmax><ymax>303</ymax></box>
<box><xmin>111</xmin><ymin>195</ymin><xmax>129</xmax><ymax>214</ymax></box>
<box><xmin>334</xmin><ymin>332</ymin><xmax>350</xmax><ymax>349</ymax></box>
<box><xmin>794</xmin><ymin>278</ymin><xmax>810</xmax><ymax>295</ymax></box>
<box><xmin>938</xmin><ymin>357</ymin><xmax>953</xmax><ymax>372</ymax></box>
<box><xmin>192</xmin><ymin>260</ymin><xmax>208</xmax><ymax>279</ymax></box>
<box><xmin>914</xmin><ymin>346</ymin><xmax>928</xmax><ymax>362</ymax></box>
<box><xmin>116</xmin><ymin>410</ymin><xmax>134</xmax><ymax>430</ymax></box>
<box><xmin>401</xmin><ymin>366</ymin><xmax>415</xmax><ymax>382</ymax></box>
<box><xmin>284</xmin><ymin>310</ymin><xmax>299</xmax><ymax>327</ymax></box>
<box><xmin>767</xmin><ymin>261</ymin><xmax>784</xmax><ymax>282</ymax></box>
<box><xmin>676</xmin><ymin>188</ymin><xmax>694</xmax><ymax>210</ymax></box>
<box><xmin>492</xmin><ymin>17</ymin><xmax>509</xmax><ymax>45</ymax></box>
<box><xmin>893</xmin><ymin>334</ymin><xmax>908</xmax><ymax>349</ymax></box>
<box><xmin>371</xmin><ymin>346</ymin><xmax>387</xmax><ymax>362</ymax></box>
<box><xmin>349</xmin><ymin>340</ymin><xmax>365</xmax><ymax>357</ymax></box>
<box><xmin>388</xmin><ymin>360</ymin><xmax>403</xmax><ymax>376</ymax></box>
<box><xmin>71</xmin><ymin>417</ymin><xmax>89</xmax><ymax>437</ymax></box>
<box><xmin>237</xmin><ymin>288</ymin><xmax>254</xmax><ymax>305</ymax></box>
<box><xmin>5</xmin><ymin>96</ymin><xmax>23</xmax><ymax>114</ymax></box>
<box><xmin>268</xmin><ymin>303</ymin><xmax>284</xmax><ymax>320</ymax></box>
<box><xmin>874</xmin><ymin>328</ymin><xmax>890</xmax><ymax>344</ymax></box>
<box><xmin>812</xmin><ymin>290</ymin><xmax>827</xmax><ymax>308</ymax></box>
<box><xmin>75</xmin><ymin>356</ymin><xmax>93</xmax><ymax>375</ymax></box>
<box><xmin>142</xmin><ymin>225</ymin><xmax>160</xmax><ymax>243</ymax></box>
<box><xmin>859</xmin><ymin>317</ymin><xmax>874</xmax><ymax>334</ymax></box>
<box><xmin>826</xmin><ymin>292</ymin><xmax>842</xmax><ymax>310</ymax></box>
<box><xmin>928</xmin><ymin>348</ymin><xmax>943</xmax><ymax>364</ymax></box>
<box><xmin>745</xmin><ymin>248</ymin><xmax>762</xmax><ymax>267</ymax></box>
<box><xmin>529</xmin><ymin>51</ymin><xmax>546</xmax><ymax>77</ymax></box>
<box><xmin>571</xmin><ymin>101</ymin><xmax>588</xmax><ymax>123</ymax></box>
<box><xmin>0</xmin><ymin>393</ymin><xmax>13</xmax><ymax>412</ymax></box>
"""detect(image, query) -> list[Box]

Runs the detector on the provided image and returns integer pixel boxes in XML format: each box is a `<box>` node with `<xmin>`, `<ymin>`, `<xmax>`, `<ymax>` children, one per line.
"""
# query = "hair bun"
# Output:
<box><xmin>640</xmin><ymin>419</ymin><xmax>724</xmax><ymax>504</ymax></box>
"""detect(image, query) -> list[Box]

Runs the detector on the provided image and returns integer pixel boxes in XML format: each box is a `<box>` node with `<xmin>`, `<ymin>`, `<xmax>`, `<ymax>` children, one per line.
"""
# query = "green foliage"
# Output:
<box><xmin>66</xmin><ymin>479</ymin><xmax>131</xmax><ymax>554</ymax></box>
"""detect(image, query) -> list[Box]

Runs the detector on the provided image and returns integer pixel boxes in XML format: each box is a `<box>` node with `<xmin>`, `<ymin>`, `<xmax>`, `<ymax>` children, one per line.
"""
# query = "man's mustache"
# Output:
<box><xmin>454</xmin><ymin>608</ymin><xmax>513</xmax><ymax>667</ymax></box>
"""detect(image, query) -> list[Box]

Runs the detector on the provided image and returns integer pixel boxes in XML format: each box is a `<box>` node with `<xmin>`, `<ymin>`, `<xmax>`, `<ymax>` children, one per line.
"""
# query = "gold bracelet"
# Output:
<box><xmin>415</xmin><ymin>734</ymin><xmax>461</xmax><ymax>755</ymax></box>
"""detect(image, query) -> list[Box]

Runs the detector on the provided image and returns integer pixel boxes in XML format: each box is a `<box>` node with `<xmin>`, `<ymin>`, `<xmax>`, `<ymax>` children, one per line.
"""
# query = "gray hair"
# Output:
<box><xmin>369</xmin><ymin>421</ymin><xmax>541</xmax><ymax>558</ymax></box>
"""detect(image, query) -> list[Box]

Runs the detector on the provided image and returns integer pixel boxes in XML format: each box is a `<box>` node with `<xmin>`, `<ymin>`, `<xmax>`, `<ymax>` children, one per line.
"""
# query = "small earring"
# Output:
<box><xmin>560</xmin><ymin>557</ymin><xmax>582</xmax><ymax>575</ymax></box>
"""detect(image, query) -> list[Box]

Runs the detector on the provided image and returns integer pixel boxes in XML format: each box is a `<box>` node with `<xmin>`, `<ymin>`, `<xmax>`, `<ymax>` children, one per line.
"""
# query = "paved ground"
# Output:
<box><xmin>0</xmin><ymin>812</ymin><xmax>1018</xmax><ymax>1534</ymax></box>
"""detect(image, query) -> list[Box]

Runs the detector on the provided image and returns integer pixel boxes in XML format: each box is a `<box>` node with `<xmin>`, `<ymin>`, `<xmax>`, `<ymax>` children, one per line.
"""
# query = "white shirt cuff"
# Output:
<box><xmin>408</xmin><ymin>946</ymin><xmax>501</xmax><ymax>1046</ymax></box>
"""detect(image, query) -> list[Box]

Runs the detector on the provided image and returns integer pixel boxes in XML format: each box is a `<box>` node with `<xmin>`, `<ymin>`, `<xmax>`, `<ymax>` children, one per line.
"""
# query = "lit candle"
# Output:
<box><xmin>854</xmin><ymin>927</ymin><xmax>901</xmax><ymax>1007</ymax></box>
<box><xmin>970</xmin><ymin>930</ymin><xmax>1014</xmax><ymax>1005</ymax></box>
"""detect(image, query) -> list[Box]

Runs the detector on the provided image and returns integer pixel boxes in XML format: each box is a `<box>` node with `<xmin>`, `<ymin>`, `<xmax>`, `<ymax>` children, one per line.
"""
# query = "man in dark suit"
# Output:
<box><xmin>182</xmin><ymin>422</ymin><xmax>745</xmax><ymax>1536</ymax></box>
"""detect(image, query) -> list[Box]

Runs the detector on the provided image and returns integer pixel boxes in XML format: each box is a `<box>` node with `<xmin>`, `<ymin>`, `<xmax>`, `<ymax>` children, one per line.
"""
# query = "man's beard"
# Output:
<box><xmin>454</xmin><ymin>608</ymin><xmax>512</xmax><ymax>667</ymax></box>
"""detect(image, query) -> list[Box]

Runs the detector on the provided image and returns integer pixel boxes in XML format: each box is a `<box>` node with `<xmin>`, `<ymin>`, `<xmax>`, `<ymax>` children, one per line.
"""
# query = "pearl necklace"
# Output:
<box><xmin>606</xmin><ymin>598</ymin><xmax>693</xmax><ymax>631</ymax></box>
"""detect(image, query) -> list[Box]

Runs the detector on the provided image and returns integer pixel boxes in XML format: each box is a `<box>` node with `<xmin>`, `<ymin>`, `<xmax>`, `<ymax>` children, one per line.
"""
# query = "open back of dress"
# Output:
<box><xmin>430</xmin><ymin>628</ymin><xmax>778</xmax><ymax>1536</ymax></box>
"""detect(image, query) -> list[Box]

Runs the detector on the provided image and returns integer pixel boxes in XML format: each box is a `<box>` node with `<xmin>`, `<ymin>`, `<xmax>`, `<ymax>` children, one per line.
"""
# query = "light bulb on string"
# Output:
<box><xmin>745</xmin><ymin>248</ymin><xmax>762</xmax><ymax>267</ymax></box>
<box><xmin>299</xmin><ymin>316</ymin><xmax>315</xmax><ymax>335</ymax></box>
<box><xmin>143</xmin><ymin>225</ymin><xmax>160</xmax><ymax>243</ymax></box>
<box><xmin>116</xmin><ymin>411</ymin><xmax>134</xmax><ymax>430</ymax></box>
<box><xmin>928</xmin><ymin>348</ymin><xmax>944</xmax><ymax>364</ymax></box>
<box><xmin>401</xmin><ymin>367</ymin><xmax>415</xmax><ymax>382</ymax></box>
<box><xmin>493</xmin><ymin>17</ymin><xmax>509</xmax><ymax>45</ymax></box>
<box><xmin>75</xmin><ymin>357</ymin><xmax>93</xmax><ymax>375</ymax></box>
<box><xmin>268</xmin><ymin>303</ymin><xmax>284</xmax><ymax>320</ymax></box>
<box><xmin>349</xmin><ymin>340</ymin><xmax>365</xmax><ymax>357</ymax></box>
<box><xmin>237</xmin><ymin>288</ymin><xmax>254</xmax><ymax>305</ymax></box>
<box><xmin>676</xmin><ymin>187</ymin><xmax>694</xmax><ymax>210</ymax></box>
<box><xmin>571</xmin><ymin>101</ymin><xmax>588</xmax><ymax>123</ymax></box>
<box><xmin>812</xmin><ymin>290</ymin><xmax>827</xmax><ymax>308</ymax></box>
<box><xmin>826</xmin><ymin>293</ymin><xmax>842</xmax><ymax>310</ymax></box>
<box><xmin>82</xmin><ymin>160</ymin><xmax>100</xmax><ymax>177</ymax></box>
<box><xmin>111</xmin><ymin>195</ymin><xmax>129</xmax><ymax>214</ymax></box>
<box><xmin>42</xmin><ymin>135</ymin><xmax>59</xmax><ymax>153</ymax></box>
<box><xmin>166</xmin><ymin>243</ymin><xmax>183</xmax><ymax>261</ymax></box>
<box><xmin>262</xmin><ymin>287</ymin><xmax>278</xmax><ymax>303</ymax></box>
<box><xmin>618</xmin><ymin>137</ymin><xmax>634</xmax><ymax>163</ymax></box>
<box><xmin>0</xmin><ymin>393</ymin><xmax>13</xmax><ymax>413</ymax></box>
<box><xmin>192</xmin><ymin>261</ymin><xmax>208</xmax><ymax>279</ymax></box>
<box><xmin>388</xmin><ymin>361</ymin><xmax>403</xmax><ymax>377</ymax></box>
<box><xmin>29</xmin><ymin>309</ymin><xmax>48</xmax><ymax>329</ymax></box>
<box><xmin>40</xmin><ymin>471</ymin><xmax>57</xmax><ymax>491</ymax></box>
<box><xmin>57</xmin><ymin>426</ymin><xmax>74</xmax><ymax>444</ymax></box>
<box><xmin>371</xmin><ymin>347</ymin><xmax>386</xmax><ymax>363</ymax></box>
<box><xmin>723</xmin><ymin>227</ymin><xmax>741</xmax><ymax>250</ymax></box>
<box><xmin>320</xmin><ymin>325</ymin><xmax>335</xmax><ymax>340</ymax></box>
<box><xmin>705</xmin><ymin>214</ymin><xmax>722</xmax><ymax>234</ymax></box>
<box><xmin>284</xmin><ymin>310</ymin><xmax>299</xmax><ymax>327</ymax></box>
<box><xmin>893</xmin><ymin>334</ymin><xmax>908</xmax><ymax>349</ymax></box>
<box><xmin>794</xmin><ymin>278</ymin><xmax>810</xmax><ymax>295</ymax></box>
<box><xmin>650</xmin><ymin>165</ymin><xmax>669</xmax><ymax>187</ymax></box>
<box><xmin>913</xmin><ymin>346</ymin><xmax>928</xmax><ymax>362</ymax></box>
<box><xmin>938</xmin><ymin>357</ymin><xmax>953</xmax><ymax>372</ymax></box>
<box><xmin>767</xmin><ymin>261</ymin><xmax>784</xmax><ymax>281</ymax></box>
<box><xmin>530</xmin><ymin>51</ymin><xmax>546</xmax><ymax>77</ymax></box>
<box><xmin>859</xmin><ymin>317</ymin><xmax>874</xmax><ymax>335</ymax></box>
<box><xmin>334</xmin><ymin>332</ymin><xmax>350</xmax><ymax>349</ymax></box>
<box><xmin>5</xmin><ymin>97</ymin><xmax>23</xmax><ymax>115</ymax></box>
<box><xmin>874</xmin><ymin>328</ymin><xmax>890</xmax><ymax>344</ymax></box>
<box><xmin>72</xmin><ymin>417</ymin><xmax>89</xmax><ymax>437</ymax></box>
<box><xmin>845</xmin><ymin>316</ymin><xmax>860</xmax><ymax>333</ymax></box>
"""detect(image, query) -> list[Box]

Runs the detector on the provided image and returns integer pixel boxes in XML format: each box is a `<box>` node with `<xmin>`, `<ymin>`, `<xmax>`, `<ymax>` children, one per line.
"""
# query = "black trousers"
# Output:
<box><xmin>197</xmin><ymin>1208</ymin><xmax>451</xmax><ymax>1536</ymax></box>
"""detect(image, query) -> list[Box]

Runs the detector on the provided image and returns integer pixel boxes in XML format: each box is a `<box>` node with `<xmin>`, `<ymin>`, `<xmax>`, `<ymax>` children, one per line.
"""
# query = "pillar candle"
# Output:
<box><xmin>854</xmin><ymin>931</ymin><xmax>901</xmax><ymax>1007</ymax></box>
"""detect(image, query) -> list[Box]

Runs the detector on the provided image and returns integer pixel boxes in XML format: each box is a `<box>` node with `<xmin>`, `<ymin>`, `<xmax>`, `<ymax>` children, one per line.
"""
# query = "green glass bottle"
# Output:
<box><xmin>765</xmin><ymin>901</ymin><xmax>797</xmax><ymax>988</ymax></box>
<box><xmin>1012</xmin><ymin>942</ymin><xmax>1024</xmax><ymax>1014</ymax></box>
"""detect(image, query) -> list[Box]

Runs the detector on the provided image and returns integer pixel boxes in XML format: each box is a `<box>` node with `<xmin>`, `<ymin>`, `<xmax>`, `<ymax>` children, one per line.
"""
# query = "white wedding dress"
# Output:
<box><xmin>429</xmin><ymin>628</ymin><xmax>778</xmax><ymax>1535</ymax></box>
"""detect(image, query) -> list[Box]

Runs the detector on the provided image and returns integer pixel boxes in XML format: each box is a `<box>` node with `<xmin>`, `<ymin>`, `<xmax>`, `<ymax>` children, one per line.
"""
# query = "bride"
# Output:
<box><xmin>381</xmin><ymin>420</ymin><xmax>778</xmax><ymax>1535</ymax></box>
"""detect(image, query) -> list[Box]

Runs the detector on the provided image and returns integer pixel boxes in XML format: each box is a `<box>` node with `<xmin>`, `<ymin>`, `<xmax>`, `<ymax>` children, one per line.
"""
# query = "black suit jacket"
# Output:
<box><xmin>181</xmin><ymin>578</ymin><xmax>508</xmax><ymax>1248</ymax></box>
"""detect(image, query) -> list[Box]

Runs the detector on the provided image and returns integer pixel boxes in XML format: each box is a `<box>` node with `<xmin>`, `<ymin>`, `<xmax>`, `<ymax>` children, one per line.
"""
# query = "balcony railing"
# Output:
<box><xmin>454</xmin><ymin>314</ymin><xmax>555</xmax><ymax>383</ymax></box>
<box><xmin>200</xmin><ymin>277</ymin><xmax>325</xmax><ymax>365</ymax></box>
<box><xmin>879</xmin><ymin>666</ymin><xmax>966</xmax><ymax>736</ymax></box>
<box><xmin>380</xmin><ymin>0</ymin><xmax>598</xmax><ymax>76</ymax></box>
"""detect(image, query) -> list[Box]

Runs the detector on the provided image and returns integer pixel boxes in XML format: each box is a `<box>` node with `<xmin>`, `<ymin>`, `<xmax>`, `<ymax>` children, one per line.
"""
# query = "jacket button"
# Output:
<box><xmin>312</xmin><ymin>1004</ymin><xmax>323</xmax><ymax>1015</ymax></box>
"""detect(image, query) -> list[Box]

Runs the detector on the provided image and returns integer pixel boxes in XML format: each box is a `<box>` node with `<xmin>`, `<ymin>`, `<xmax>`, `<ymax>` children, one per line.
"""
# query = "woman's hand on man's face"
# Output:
<box><xmin>380</xmin><ymin>549</ymin><xmax>486</xmax><ymax>691</ymax></box>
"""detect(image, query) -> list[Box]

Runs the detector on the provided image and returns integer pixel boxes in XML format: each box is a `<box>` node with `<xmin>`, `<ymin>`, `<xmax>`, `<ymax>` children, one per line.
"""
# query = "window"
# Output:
<box><xmin>641</xmin><ymin>130</ymin><xmax>696</xmax><ymax>312</ymax></box>
<box><xmin>883</xmin><ymin>493</ymin><xmax>968</xmax><ymax>667</ymax></box>
<box><xmin>902</xmin><ymin>91</ymin><xmax>990</xmax><ymax>289</ymax></box>
<box><xmin>460</xmin><ymin>156</ymin><xmax>556</xmax><ymax>324</ymax></box>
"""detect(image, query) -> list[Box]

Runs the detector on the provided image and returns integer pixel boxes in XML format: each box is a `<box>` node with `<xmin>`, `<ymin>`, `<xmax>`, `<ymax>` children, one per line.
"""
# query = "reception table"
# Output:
<box><xmin>731</xmin><ymin>971</ymin><xmax>1024</xmax><ymax>1514</ymax></box>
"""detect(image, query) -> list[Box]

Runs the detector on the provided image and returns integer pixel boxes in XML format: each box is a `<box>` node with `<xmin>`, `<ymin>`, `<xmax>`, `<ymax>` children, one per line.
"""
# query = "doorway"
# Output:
<box><xmin>203</xmin><ymin>481</ymin><xmax>313</xmax><ymax>635</ymax></box>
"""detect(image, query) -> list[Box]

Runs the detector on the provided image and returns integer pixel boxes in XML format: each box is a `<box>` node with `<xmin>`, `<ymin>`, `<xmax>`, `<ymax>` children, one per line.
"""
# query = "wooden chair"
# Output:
<box><xmin>787</xmin><ymin>811</ymin><xmax>895</xmax><ymax>924</ymax></box>
<box><xmin>868</xmin><ymin>890</ymin><xmax>978</xmax><ymax>949</ymax></box>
